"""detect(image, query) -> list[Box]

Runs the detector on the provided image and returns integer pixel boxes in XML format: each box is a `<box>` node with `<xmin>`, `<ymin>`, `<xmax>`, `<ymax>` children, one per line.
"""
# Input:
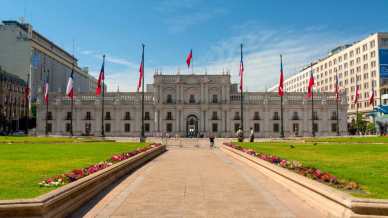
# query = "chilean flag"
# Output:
<box><xmin>278</xmin><ymin>55</ymin><xmax>284</xmax><ymax>97</ymax></box>
<box><xmin>239</xmin><ymin>53</ymin><xmax>244</xmax><ymax>92</ymax></box>
<box><xmin>137</xmin><ymin>48</ymin><xmax>144</xmax><ymax>92</ymax></box>
<box><xmin>44</xmin><ymin>75</ymin><xmax>49</xmax><ymax>105</ymax></box>
<box><xmin>354</xmin><ymin>84</ymin><xmax>360</xmax><ymax>104</ymax></box>
<box><xmin>96</xmin><ymin>55</ymin><xmax>105</xmax><ymax>96</ymax></box>
<box><xmin>186</xmin><ymin>49</ymin><xmax>192</xmax><ymax>68</ymax></box>
<box><xmin>66</xmin><ymin>70</ymin><xmax>74</xmax><ymax>98</ymax></box>
<box><xmin>335</xmin><ymin>74</ymin><xmax>340</xmax><ymax>101</ymax></box>
<box><xmin>306</xmin><ymin>69</ymin><xmax>314</xmax><ymax>98</ymax></box>
<box><xmin>369</xmin><ymin>86</ymin><xmax>375</xmax><ymax>106</ymax></box>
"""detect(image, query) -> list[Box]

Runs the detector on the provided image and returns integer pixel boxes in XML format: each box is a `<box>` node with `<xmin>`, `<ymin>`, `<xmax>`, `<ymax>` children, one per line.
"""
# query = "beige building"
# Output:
<box><xmin>36</xmin><ymin>74</ymin><xmax>348</xmax><ymax>137</ymax></box>
<box><xmin>269</xmin><ymin>33</ymin><xmax>388</xmax><ymax>117</ymax></box>
<box><xmin>0</xmin><ymin>20</ymin><xmax>97</xmax><ymax>101</ymax></box>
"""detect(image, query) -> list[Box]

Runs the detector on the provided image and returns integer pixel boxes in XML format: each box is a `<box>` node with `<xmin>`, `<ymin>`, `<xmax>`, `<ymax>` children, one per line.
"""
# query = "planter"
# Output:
<box><xmin>0</xmin><ymin>144</ymin><xmax>166</xmax><ymax>218</ymax></box>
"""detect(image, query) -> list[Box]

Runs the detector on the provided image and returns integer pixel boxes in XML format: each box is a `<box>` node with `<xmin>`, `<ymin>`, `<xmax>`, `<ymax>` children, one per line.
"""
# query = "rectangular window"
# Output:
<box><xmin>273</xmin><ymin>112</ymin><xmax>279</xmax><ymax>120</ymax></box>
<box><xmin>211</xmin><ymin>111</ymin><xmax>218</xmax><ymax>120</ymax></box>
<box><xmin>105</xmin><ymin>112</ymin><xmax>111</xmax><ymax>120</ymax></box>
<box><xmin>273</xmin><ymin>123</ymin><xmax>279</xmax><ymax>132</ymax></box>
<box><xmin>166</xmin><ymin>112</ymin><xmax>173</xmax><ymax>120</ymax></box>
<box><xmin>105</xmin><ymin>123</ymin><xmax>111</xmax><ymax>132</ymax></box>
<box><xmin>66</xmin><ymin>112</ymin><xmax>72</xmax><ymax>120</ymax></box>
<box><xmin>253</xmin><ymin>112</ymin><xmax>260</xmax><ymax>120</ymax></box>
<box><xmin>313</xmin><ymin>123</ymin><xmax>319</xmax><ymax>133</ymax></box>
<box><xmin>124</xmin><ymin>112</ymin><xmax>131</xmax><ymax>120</ymax></box>
<box><xmin>124</xmin><ymin>123</ymin><xmax>130</xmax><ymax>132</ymax></box>
<box><xmin>66</xmin><ymin>123</ymin><xmax>71</xmax><ymax>132</ymax></box>
<box><xmin>234</xmin><ymin>123</ymin><xmax>240</xmax><ymax>132</ymax></box>
<box><xmin>166</xmin><ymin>123</ymin><xmax>173</xmax><ymax>132</ymax></box>
<box><xmin>212</xmin><ymin>94</ymin><xmax>218</xmax><ymax>103</ymax></box>
<box><xmin>145</xmin><ymin>123</ymin><xmax>150</xmax><ymax>132</ymax></box>
<box><xmin>212</xmin><ymin>123</ymin><xmax>218</xmax><ymax>132</ymax></box>
<box><xmin>145</xmin><ymin>112</ymin><xmax>150</xmax><ymax>120</ymax></box>
<box><xmin>86</xmin><ymin>112</ymin><xmax>91</xmax><ymax>120</ymax></box>
<box><xmin>233</xmin><ymin>112</ymin><xmax>240</xmax><ymax>120</ymax></box>
<box><xmin>254</xmin><ymin>123</ymin><xmax>260</xmax><ymax>132</ymax></box>
<box><xmin>47</xmin><ymin>123</ymin><xmax>52</xmax><ymax>133</ymax></box>
<box><xmin>47</xmin><ymin>111</ymin><xmax>53</xmax><ymax>120</ymax></box>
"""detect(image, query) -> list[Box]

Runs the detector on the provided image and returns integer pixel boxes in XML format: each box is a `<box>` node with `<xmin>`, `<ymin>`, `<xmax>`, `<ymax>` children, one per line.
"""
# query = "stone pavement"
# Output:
<box><xmin>72</xmin><ymin>146</ymin><xmax>325</xmax><ymax>218</ymax></box>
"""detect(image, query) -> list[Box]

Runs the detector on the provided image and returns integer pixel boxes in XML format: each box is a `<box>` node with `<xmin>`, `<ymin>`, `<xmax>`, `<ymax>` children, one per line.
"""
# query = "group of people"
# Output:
<box><xmin>208</xmin><ymin>127</ymin><xmax>255</xmax><ymax>148</ymax></box>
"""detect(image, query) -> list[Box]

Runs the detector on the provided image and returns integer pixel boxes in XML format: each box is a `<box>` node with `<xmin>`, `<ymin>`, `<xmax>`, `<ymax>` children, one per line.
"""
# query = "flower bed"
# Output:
<box><xmin>224</xmin><ymin>142</ymin><xmax>360</xmax><ymax>191</ymax></box>
<box><xmin>39</xmin><ymin>143</ymin><xmax>161</xmax><ymax>187</ymax></box>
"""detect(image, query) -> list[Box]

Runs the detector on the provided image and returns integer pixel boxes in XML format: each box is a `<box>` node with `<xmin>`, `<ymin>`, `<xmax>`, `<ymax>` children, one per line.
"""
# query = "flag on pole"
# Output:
<box><xmin>335</xmin><ymin>74</ymin><xmax>340</xmax><ymax>101</ymax></box>
<box><xmin>137</xmin><ymin>49</ymin><xmax>144</xmax><ymax>92</ymax></box>
<box><xmin>354</xmin><ymin>84</ymin><xmax>360</xmax><ymax>104</ymax></box>
<box><xmin>96</xmin><ymin>56</ymin><xmax>105</xmax><ymax>96</ymax></box>
<box><xmin>186</xmin><ymin>49</ymin><xmax>192</xmax><ymax>68</ymax></box>
<box><xmin>239</xmin><ymin>51</ymin><xmax>244</xmax><ymax>92</ymax></box>
<box><xmin>66</xmin><ymin>70</ymin><xmax>74</xmax><ymax>98</ymax></box>
<box><xmin>44</xmin><ymin>75</ymin><xmax>49</xmax><ymax>105</ymax></box>
<box><xmin>369</xmin><ymin>86</ymin><xmax>375</xmax><ymax>106</ymax></box>
<box><xmin>306</xmin><ymin>69</ymin><xmax>314</xmax><ymax>98</ymax></box>
<box><xmin>278</xmin><ymin>55</ymin><xmax>284</xmax><ymax>97</ymax></box>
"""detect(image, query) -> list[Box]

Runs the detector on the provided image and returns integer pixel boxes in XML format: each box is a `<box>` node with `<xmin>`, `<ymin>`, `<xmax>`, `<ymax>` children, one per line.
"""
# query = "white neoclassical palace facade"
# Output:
<box><xmin>36</xmin><ymin>74</ymin><xmax>348</xmax><ymax>137</ymax></box>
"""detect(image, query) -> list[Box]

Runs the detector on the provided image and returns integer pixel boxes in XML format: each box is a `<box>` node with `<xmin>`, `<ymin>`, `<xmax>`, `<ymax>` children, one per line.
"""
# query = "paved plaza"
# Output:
<box><xmin>71</xmin><ymin>143</ymin><xmax>324</xmax><ymax>218</ymax></box>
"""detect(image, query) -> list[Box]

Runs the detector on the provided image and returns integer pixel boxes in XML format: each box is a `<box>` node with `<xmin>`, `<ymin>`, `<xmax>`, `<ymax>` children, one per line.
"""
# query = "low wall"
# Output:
<box><xmin>221</xmin><ymin>145</ymin><xmax>388</xmax><ymax>218</ymax></box>
<box><xmin>0</xmin><ymin>145</ymin><xmax>166</xmax><ymax>218</ymax></box>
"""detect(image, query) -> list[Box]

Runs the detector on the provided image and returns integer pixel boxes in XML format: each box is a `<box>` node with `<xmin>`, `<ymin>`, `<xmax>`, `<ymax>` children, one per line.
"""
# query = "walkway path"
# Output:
<box><xmin>72</xmin><ymin>146</ymin><xmax>324</xmax><ymax>218</ymax></box>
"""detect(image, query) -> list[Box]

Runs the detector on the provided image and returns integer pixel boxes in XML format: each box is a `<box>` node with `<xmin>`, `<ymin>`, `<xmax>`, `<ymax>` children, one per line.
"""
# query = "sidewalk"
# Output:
<box><xmin>72</xmin><ymin>147</ymin><xmax>324</xmax><ymax>218</ymax></box>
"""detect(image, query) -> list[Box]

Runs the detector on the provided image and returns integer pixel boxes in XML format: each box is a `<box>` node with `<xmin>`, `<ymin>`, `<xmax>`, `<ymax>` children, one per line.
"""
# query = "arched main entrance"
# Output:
<box><xmin>186</xmin><ymin>115</ymin><xmax>199</xmax><ymax>137</ymax></box>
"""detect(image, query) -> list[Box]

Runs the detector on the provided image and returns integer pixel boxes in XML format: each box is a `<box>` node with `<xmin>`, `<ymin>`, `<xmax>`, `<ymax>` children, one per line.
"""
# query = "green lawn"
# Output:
<box><xmin>238</xmin><ymin>140</ymin><xmax>388</xmax><ymax>199</ymax></box>
<box><xmin>0</xmin><ymin>137</ymin><xmax>146</xmax><ymax>200</ymax></box>
<box><xmin>304</xmin><ymin>136</ymin><xmax>388</xmax><ymax>143</ymax></box>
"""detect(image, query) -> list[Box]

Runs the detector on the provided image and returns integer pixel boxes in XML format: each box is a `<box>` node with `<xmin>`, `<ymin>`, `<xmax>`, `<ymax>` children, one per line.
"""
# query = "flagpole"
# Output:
<box><xmin>101</xmin><ymin>55</ymin><xmax>106</xmax><ymax>137</ymax></box>
<box><xmin>45</xmin><ymin>72</ymin><xmax>49</xmax><ymax>136</ymax></box>
<box><xmin>240</xmin><ymin>43</ymin><xmax>244</xmax><ymax>140</ymax></box>
<box><xmin>311</xmin><ymin>63</ymin><xmax>315</xmax><ymax>137</ymax></box>
<box><xmin>336</xmin><ymin>76</ymin><xmax>340</xmax><ymax>136</ymax></box>
<box><xmin>356</xmin><ymin>100</ymin><xmax>359</xmax><ymax>135</ymax></box>
<box><xmin>25</xmin><ymin>70</ymin><xmax>30</xmax><ymax>135</ymax></box>
<box><xmin>140</xmin><ymin>44</ymin><xmax>145</xmax><ymax>142</ymax></box>
<box><xmin>280</xmin><ymin>55</ymin><xmax>285</xmax><ymax>138</ymax></box>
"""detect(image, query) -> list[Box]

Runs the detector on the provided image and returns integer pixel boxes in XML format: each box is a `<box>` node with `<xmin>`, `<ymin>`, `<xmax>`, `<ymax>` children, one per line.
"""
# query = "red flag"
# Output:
<box><xmin>137</xmin><ymin>47</ymin><xmax>144</xmax><ymax>92</ymax></box>
<box><xmin>278</xmin><ymin>55</ymin><xmax>284</xmax><ymax>97</ymax></box>
<box><xmin>354</xmin><ymin>84</ymin><xmax>360</xmax><ymax>104</ymax></box>
<box><xmin>96</xmin><ymin>55</ymin><xmax>105</xmax><ymax>96</ymax></box>
<box><xmin>44</xmin><ymin>75</ymin><xmax>49</xmax><ymax>105</ymax></box>
<box><xmin>66</xmin><ymin>70</ymin><xmax>74</xmax><ymax>98</ymax></box>
<box><xmin>239</xmin><ymin>48</ymin><xmax>244</xmax><ymax>92</ymax></box>
<box><xmin>306</xmin><ymin>69</ymin><xmax>314</xmax><ymax>98</ymax></box>
<box><xmin>369</xmin><ymin>86</ymin><xmax>375</xmax><ymax>106</ymax></box>
<box><xmin>186</xmin><ymin>49</ymin><xmax>192</xmax><ymax>68</ymax></box>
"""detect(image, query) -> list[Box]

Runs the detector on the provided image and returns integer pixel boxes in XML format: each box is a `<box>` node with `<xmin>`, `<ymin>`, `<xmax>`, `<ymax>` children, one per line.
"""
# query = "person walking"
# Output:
<box><xmin>209</xmin><ymin>134</ymin><xmax>215</xmax><ymax>148</ymax></box>
<box><xmin>249</xmin><ymin>127</ymin><xmax>255</xmax><ymax>142</ymax></box>
<box><xmin>236</xmin><ymin>128</ymin><xmax>244</xmax><ymax>142</ymax></box>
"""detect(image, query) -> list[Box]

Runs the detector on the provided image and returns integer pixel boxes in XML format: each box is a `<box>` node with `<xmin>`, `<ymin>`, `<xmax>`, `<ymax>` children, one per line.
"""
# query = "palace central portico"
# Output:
<box><xmin>36</xmin><ymin>73</ymin><xmax>348</xmax><ymax>137</ymax></box>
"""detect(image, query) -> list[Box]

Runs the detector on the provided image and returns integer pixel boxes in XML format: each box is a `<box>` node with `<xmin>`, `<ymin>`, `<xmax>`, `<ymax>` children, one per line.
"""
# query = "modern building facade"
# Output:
<box><xmin>0</xmin><ymin>20</ymin><xmax>97</xmax><ymax>101</ymax></box>
<box><xmin>36</xmin><ymin>74</ymin><xmax>348</xmax><ymax>137</ymax></box>
<box><xmin>0</xmin><ymin>66</ymin><xmax>28</xmax><ymax>133</ymax></box>
<box><xmin>268</xmin><ymin>33</ymin><xmax>388</xmax><ymax>117</ymax></box>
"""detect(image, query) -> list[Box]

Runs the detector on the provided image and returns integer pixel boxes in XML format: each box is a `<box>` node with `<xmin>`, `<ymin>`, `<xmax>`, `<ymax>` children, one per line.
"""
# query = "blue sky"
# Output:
<box><xmin>1</xmin><ymin>0</ymin><xmax>387</xmax><ymax>91</ymax></box>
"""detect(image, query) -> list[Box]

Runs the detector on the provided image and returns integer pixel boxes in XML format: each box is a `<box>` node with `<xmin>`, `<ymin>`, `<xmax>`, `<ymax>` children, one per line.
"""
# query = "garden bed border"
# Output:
<box><xmin>0</xmin><ymin>144</ymin><xmax>166</xmax><ymax>218</ymax></box>
<box><xmin>221</xmin><ymin>144</ymin><xmax>388</xmax><ymax>218</ymax></box>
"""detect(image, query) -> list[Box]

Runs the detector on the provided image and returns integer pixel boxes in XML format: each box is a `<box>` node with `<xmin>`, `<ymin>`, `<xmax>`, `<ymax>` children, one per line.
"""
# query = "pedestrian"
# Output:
<box><xmin>249</xmin><ymin>127</ymin><xmax>254</xmax><ymax>142</ymax></box>
<box><xmin>236</xmin><ymin>128</ymin><xmax>244</xmax><ymax>142</ymax></box>
<box><xmin>209</xmin><ymin>134</ymin><xmax>215</xmax><ymax>148</ymax></box>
